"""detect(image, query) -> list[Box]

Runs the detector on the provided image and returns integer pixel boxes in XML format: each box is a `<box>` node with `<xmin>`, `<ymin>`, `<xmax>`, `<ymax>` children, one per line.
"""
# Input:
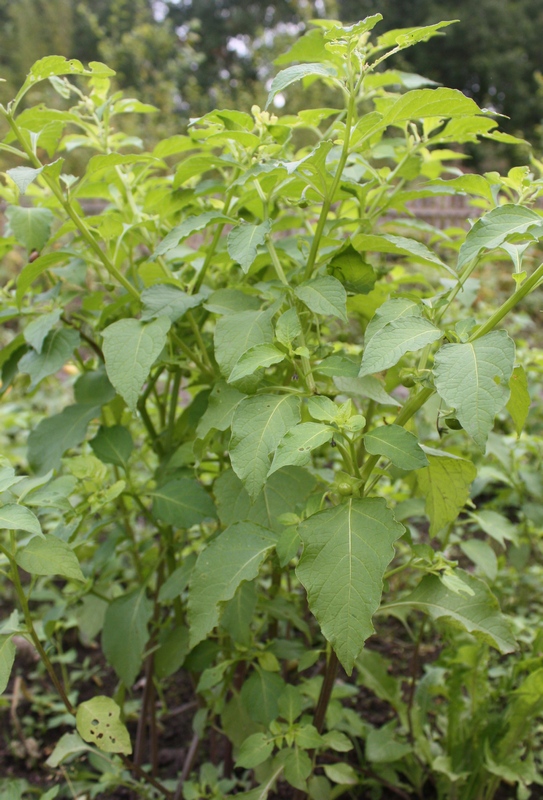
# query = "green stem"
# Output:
<box><xmin>303</xmin><ymin>89</ymin><xmax>357</xmax><ymax>281</ymax></box>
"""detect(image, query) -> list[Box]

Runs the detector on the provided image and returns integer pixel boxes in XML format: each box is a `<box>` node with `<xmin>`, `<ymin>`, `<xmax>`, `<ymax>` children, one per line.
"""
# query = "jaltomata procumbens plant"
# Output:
<box><xmin>0</xmin><ymin>14</ymin><xmax>542</xmax><ymax>800</ymax></box>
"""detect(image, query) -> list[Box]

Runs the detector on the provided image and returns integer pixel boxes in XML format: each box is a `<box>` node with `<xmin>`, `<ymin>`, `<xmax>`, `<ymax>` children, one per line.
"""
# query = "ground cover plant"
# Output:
<box><xmin>2</xmin><ymin>13</ymin><xmax>543</xmax><ymax>800</ymax></box>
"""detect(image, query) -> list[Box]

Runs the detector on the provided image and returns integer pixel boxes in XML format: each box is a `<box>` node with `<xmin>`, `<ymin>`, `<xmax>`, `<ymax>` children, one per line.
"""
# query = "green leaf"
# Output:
<box><xmin>16</xmin><ymin>251</ymin><xmax>72</xmax><ymax>307</ymax></box>
<box><xmin>269</xmin><ymin>422</ymin><xmax>335</xmax><ymax>475</ymax></box>
<box><xmin>266</xmin><ymin>64</ymin><xmax>337</xmax><ymax>108</ymax></box>
<box><xmin>385</xmin><ymin>571</ymin><xmax>515</xmax><ymax>653</ymax></box>
<box><xmin>295</xmin><ymin>276</ymin><xmax>348</xmax><ymax>321</ymax></box>
<box><xmin>23</xmin><ymin>310</ymin><xmax>62</xmax><ymax>353</ymax></box>
<box><xmin>276</xmin><ymin>308</ymin><xmax>302</xmax><ymax>347</ymax></box>
<box><xmin>376</xmin><ymin>20</ymin><xmax>457</xmax><ymax>50</ymax></box>
<box><xmin>19</xmin><ymin>328</ymin><xmax>80</xmax><ymax>389</ymax></box>
<box><xmin>7</xmin><ymin>166</ymin><xmax>43</xmax><ymax>194</ymax></box>
<box><xmin>45</xmin><ymin>733</ymin><xmax>90</xmax><ymax>768</ymax></box>
<box><xmin>229</xmin><ymin>344</ymin><xmax>285</xmax><ymax>383</ymax></box>
<box><xmin>364</xmin><ymin>298</ymin><xmax>421</xmax><ymax>343</ymax></box>
<box><xmin>470</xmin><ymin>510</ymin><xmax>518</xmax><ymax>547</ymax></box>
<box><xmin>506</xmin><ymin>365</ymin><xmax>530</xmax><ymax>436</ymax></box>
<box><xmin>227</xmin><ymin>220</ymin><xmax>271</xmax><ymax>273</ymax></box>
<box><xmin>433</xmin><ymin>331</ymin><xmax>515</xmax><ymax>450</ymax></box>
<box><xmin>153</xmin><ymin>212</ymin><xmax>233</xmax><ymax>258</ymax></box>
<box><xmin>102</xmin><ymin>317</ymin><xmax>171</xmax><ymax>412</ymax></box>
<box><xmin>90</xmin><ymin>425</ymin><xmax>133</xmax><ymax>467</ymax></box>
<box><xmin>379</xmin><ymin>87</ymin><xmax>483</xmax><ymax>129</ymax></box>
<box><xmin>221</xmin><ymin>580</ymin><xmax>257</xmax><ymax>645</ymax></box>
<box><xmin>196</xmin><ymin>381</ymin><xmax>246</xmax><ymax>439</ymax></box>
<box><xmin>354</xmin><ymin>233</ymin><xmax>450</xmax><ymax>272</ymax></box>
<box><xmin>278</xmin><ymin>685</ymin><xmax>303</xmax><ymax>724</ymax></box>
<box><xmin>363</xmin><ymin>425</ymin><xmax>428</xmax><ymax>470</ymax></box>
<box><xmin>188</xmin><ymin>521</ymin><xmax>277</xmax><ymax>648</ymax></box>
<box><xmin>15</xmin><ymin>56</ymin><xmax>114</xmax><ymax>104</ymax></box>
<box><xmin>73</xmin><ymin>370</ymin><xmax>117</xmax><ymax>407</ymax></box>
<box><xmin>141</xmin><ymin>285</ymin><xmax>206</xmax><ymax>322</ymax></box>
<box><xmin>296</xmin><ymin>498</ymin><xmax>404</xmax><ymax>674</ymax></box>
<box><xmin>321</xmin><ymin>731</ymin><xmax>353</xmax><ymax>752</ymax></box>
<box><xmin>158</xmin><ymin>554</ymin><xmax>197</xmax><ymax>602</ymax></box>
<box><xmin>360</xmin><ymin>317</ymin><xmax>441</xmax><ymax>377</ymax></box>
<box><xmin>154</xmin><ymin>626</ymin><xmax>190</xmax><ymax>679</ymax></box>
<box><xmin>0</xmin><ymin>504</ymin><xmax>42</xmax><ymax>537</ymax></box>
<box><xmin>323</xmin><ymin>762</ymin><xmax>358</xmax><ymax>785</ymax></box>
<box><xmin>85</xmin><ymin>153</ymin><xmax>155</xmax><ymax>176</ymax></box>
<box><xmin>417</xmin><ymin>452</ymin><xmax>477</xmax><ymax>536</ymax></box>
<box><xmin>457</xmin><ymin>205</ymin><xmax>542</xmax><ymax>270</ymax></box>
<box><xmin>151</xmin><ymin>478</ymin><xmax>217</xmax><ymax>528</ymax></box>
<box><xmin>329</xmin><ymin>246</ymin><xmax>376</xmax><ymax>294</ymax></box>
<box><xmin>230</xmin><ymin>394</ymin><xmax>301</xmax><ymax>499</ymax></box>
<box><xmin>365</xmin><ymin>722</ymin><xmax>411</xmax><ymax>763</ymax></box>
<box><xmin>28</xmin><ymin>403</ymin><xmax>99</xmax><ymax>474</ymax></box>
<box><xmin>16</xmin><ymin>536</ymin><xmax>84</xmax><ymax>582</ymax></box>
<box><xmin>102</xmin><ymin>588</ymin><xmax>152</xmax><ymax>686</ymax></box>
<box><xmin>236</xmin><ymin>733</ymin><xmax>274</xmax><ymax>769</ymax></box>
<box><xmin>333</xmin><ymin>376</ymin><xmax>401</xmax><ymax>406</ymax></box>
<box><xmin>460</xmin><ymin>540</ymin><xmax>498</xmax><ymax>581</ymax></box>
<box><xmin>76</xmin><ymin>696</ymin><xmax>132</xmax><ymax>755</ymax></box>
<box><xmin>0</xmin><ymin>636</ymin><xmax>15</xmax><ymax>695</ymax></box>
<box><xmin>240</xmin><ymin>669</ymin><xmax>286</xmax><ymax>726</ymax></box>
<box><xmin>214</xmin><ymin>308</ymin><xmax>274</xmax><ymax>382</ymax></box>
<box><xmin>284</xmin><ymin>748</ymin><xmax>312</xmax><ymax>791</ymax></box>
<box><xmin>5</xmin><ymin>206</ymin><xmax>54</xmax><ymax>251</ymax></box>
<box><xmin>214</xmin><ymin>467</ymin><xmax>316</xmax><ymax>533</ymax></box>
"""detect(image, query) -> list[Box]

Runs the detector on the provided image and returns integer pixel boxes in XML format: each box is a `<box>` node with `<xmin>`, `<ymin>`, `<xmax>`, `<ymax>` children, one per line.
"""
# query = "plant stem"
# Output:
<box><xmin>313</xmin><ymin>650</ymin><xmax>339</xmax><ymax>734</ymax></box>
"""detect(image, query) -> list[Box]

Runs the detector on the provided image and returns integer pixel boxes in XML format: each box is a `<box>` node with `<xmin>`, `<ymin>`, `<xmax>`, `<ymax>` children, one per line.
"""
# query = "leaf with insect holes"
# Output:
<box><xmin>297</xmin><ymin>498</ymin><xmax>404</xmax><ymax>674</ymax></box>
<box><xmin>76</xmin><ymin>696</ymin><xmax>131</xmax><ymax>754</ymax></box>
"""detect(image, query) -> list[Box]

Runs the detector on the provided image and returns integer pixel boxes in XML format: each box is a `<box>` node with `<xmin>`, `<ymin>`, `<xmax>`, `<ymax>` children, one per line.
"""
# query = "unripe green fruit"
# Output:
<box><xmin>445</xmin><ymin>416</ymin><xmax>463</xmax><ymax>430</ymax></box>
<box><xmin>337</xmin><ymin>482</ymin><xmax>353</xmax><ymax>496</ymax></box>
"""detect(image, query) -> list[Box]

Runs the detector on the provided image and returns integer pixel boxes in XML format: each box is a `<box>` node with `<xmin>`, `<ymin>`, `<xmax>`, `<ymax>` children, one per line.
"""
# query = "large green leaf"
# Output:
<box><xmin>353</xmin><ymin>233</ymin><xmax>450</xmax><ymax>271</ymax></box>
<box><xmin>379</xmin><ymin>87</ymin><xmax>483</xmax><ymax>129</ymax></box>
<box><xmin>363</xmin><ymin>298</ymin><xmax>421</xmax><ymax>343</ymax></box>
<box><xmin>16</xmin><ymin>536</ymin><xmax>84</xmax><ymax>582</ymax></box>
<box><xmin>383</xmin><ymin>571</ymin><xmax>515</xmax><ymax>653</ymax></box>
<box><xmin>187</xmin><ymin>521</ymin><xmax>277</xmax><ymax>648</ymax></box>
<box><xmin>76</xmin><ymin>696</ymin><xmax>132</xmax><ymax>755</ymax></box>
<box><xmin>214</xmin><ymin>308</ymin><xmax>274</xmax><ymax>381</ymax></box>
<box><xmin>240</xmin><ymin>669</ymin><xmax>286</xmax><ymax>726</ymax></box>
<box><xmin>364</xmin><ymin>424</ymin><xmax>428</xmax><ymax>470</ymax></box>
<box><xmin>151</xmin><ymin>478</ymin><xmax>217</xmax><ymax>528</ymax></box>
<box><xmin>28</xmin><ymin>404</ymin><xmax>99</xmax><ymax>474</ymax></box>
<box><xmin>227</xmin><ymin>220</ymin><xmax>271</xmax><ymax>273</ymax></box>
<box><xmin>19</xmin><ymin>328</ymin><xmax>80</xmax><ymax>388</ymax></box>
<box><xmin>266</xmin><ymin>64</ymin><xmax>337</xmax><ymax>108</ymax></box>
<box><xmin>296</xmin><ymin>498</ymin><xmax>404</xmax><ymax>674</ymax></box>
<box><xmin>457</xmin><ymin>205</ymin><xmax>542</xmax><ymax>270</ymax></box>
<box><xmin>214</xmin><ymin>467</ymin><xmax>317</xmax><ymax>533</ymax></box>
<box><xmin>102</xmin><ymin>317</ymin><xmax>170</xmax><ymax>411</ymax></box>
<box><xmin>102</xmin><ymin>588</ymin><xmax>152</xmax><ymax>686</ymax></box>
<box><xmin>269</xmin><ymin>422</ymin><xmax>335</xmax><ymax>474</ymax></box>
<box><xmin>433</xmin><ymin>331</ymin><xmax>515</xmax><ymax>450</ymax></box>
<box><xmin>0</xmin><ymin>504</ymin><xmax>42</xmax><ymax>537</ymax></box>
<box><xmin>23</xmin><ymin>310</ymin><xmax>62</xmax><ymax>353</ymax></box>
<box><xmin>230</xmin><ymin>394</ymin><xmax>301</xmax><ymax>499</ymax></box>
<box><xmin>360</xmin><ymin>317</ymin><xmax>441</xmax><ymax>377</ymax></box>
<box><xmin>417</xmin><ymin>452</ymin><xmax>477</xmax><ymax>536</ymax></box>
<box><xmin>295</xmin><ymin>276</ymin><xmax>348</xmax><ymax>321</ymax></box>
<box><xmin>0</xmin><ymin>636</ymin><xmax>16</xmax><ymax>695</ymax></box>
<box><xmin>15</xmin><ymin>56</ymin><xmax>114</xmax><ymax>103</ymax></box>
<box><xmin>5</xmin><ymin>206</ymin><xmax>54</xmax><ymax>251</ymax></box>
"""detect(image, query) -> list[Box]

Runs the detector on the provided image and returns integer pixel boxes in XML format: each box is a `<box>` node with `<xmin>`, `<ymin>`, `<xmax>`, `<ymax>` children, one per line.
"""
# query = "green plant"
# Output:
<box><xmin>1</xmin><ymin>15</ymin><xmax>543</xmax><ymax>800</ymax></box>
